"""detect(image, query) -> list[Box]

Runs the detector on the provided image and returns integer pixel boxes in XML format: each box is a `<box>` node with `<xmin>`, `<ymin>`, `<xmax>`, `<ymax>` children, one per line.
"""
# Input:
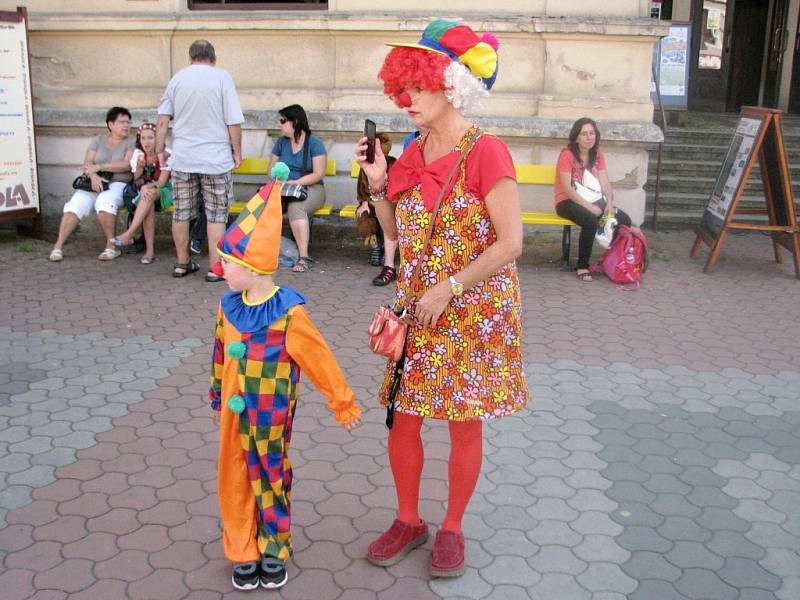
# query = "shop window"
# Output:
<box><xmin>189</xmin><ymin>1</ymin><xmax>327</xmax><ymax>9</ymax></box>
<box><xmin>699</xmin><ymin>0</ymin><xmax>725</xmax><ymax>69</ymax></box>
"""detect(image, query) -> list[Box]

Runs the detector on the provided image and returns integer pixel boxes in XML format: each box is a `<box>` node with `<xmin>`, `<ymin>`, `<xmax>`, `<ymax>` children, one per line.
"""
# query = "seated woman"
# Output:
<box><xmin>356</xmin><ymin>132</ymin><xmax>398</xmax><ymax>286</ymax></box>
<box><xmin>48</xmin><ymin>106</ymin><xmax>135</xmax><ymax>262</ymax></box>
<box><xmin>110</xmin><ymin>122</ymin><xmax>172</xmax><ymax>264</ymax></box>
<box><xmin>554</xmin><ymin>117</ymin><xmax>632</xmax><ymax>282</ymax></box>
<box><xmin>268</xmin><ymin>104</ymin><xmax>327</xmax><ymax>273</ymax></box>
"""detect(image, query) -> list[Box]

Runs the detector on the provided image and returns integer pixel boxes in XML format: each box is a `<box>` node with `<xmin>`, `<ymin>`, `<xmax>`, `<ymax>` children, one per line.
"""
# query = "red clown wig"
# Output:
<box><xmin>378</xmin><ymin>47</ymin><xmax>452</xmax><ymax>107</ymax></box>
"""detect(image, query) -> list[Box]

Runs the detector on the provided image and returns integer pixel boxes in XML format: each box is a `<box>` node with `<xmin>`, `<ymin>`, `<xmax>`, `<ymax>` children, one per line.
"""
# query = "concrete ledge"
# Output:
<box><xmin>33</xmin><ymin>108</ymin><xmax>664</xmax><ymax>144</ymax></box>
<box><xmin>27</xmin><ymin>13</ymin><xmax>670</xmax><ymax>38</ymax></box>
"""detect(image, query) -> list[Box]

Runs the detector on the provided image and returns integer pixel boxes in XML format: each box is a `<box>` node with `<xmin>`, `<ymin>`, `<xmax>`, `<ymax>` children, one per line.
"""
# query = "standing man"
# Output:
<box><xmin>156</xmin><ymin>39</ymin><xmax>244</xmax><ymax>280</ymax></box>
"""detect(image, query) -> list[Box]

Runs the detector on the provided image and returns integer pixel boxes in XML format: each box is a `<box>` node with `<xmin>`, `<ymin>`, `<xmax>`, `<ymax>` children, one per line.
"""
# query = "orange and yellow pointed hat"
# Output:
<box><xmin>216</xmin><ymin>163</ymin><xmax>289</xmax><ymax>275</ymax></box>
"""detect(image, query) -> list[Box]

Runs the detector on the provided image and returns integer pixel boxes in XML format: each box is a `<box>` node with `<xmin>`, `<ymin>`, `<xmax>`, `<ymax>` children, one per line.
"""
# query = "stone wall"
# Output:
<box><xmin>13</xmin><ymin>2</ymin><xmax>667</xmax><ymax>231</ymax></box>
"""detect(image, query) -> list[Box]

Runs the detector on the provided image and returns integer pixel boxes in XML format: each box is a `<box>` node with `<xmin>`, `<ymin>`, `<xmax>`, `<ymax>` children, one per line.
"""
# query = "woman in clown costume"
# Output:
<box><xmin>209</xmin><ymin>165</ymin><xmax>361</xmax><ymax>591</ymax></box>
<box><xmin>355</xmin><ymin>21</ymin><xmax>529</xmax><ymax>578</ymax></box>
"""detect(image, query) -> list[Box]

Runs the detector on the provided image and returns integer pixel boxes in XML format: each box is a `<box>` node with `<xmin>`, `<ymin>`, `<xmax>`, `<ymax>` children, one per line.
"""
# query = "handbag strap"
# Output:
<box><xmin>405</xmin><ymin>126</ymin><xmax>482</xmax><ymax>303</ymax></box>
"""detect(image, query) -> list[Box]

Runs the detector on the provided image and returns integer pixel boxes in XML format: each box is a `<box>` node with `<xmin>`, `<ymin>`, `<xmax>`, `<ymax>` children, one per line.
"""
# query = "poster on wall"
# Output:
<box><xmin>651</xmin><ymin>23</ymin><xmax>691</xmax><ymax>108</ymax></box>
<box><xmin>0</xmin><ymin>7</ymin><xmax>39</xmax><ymax>216</ymax></box>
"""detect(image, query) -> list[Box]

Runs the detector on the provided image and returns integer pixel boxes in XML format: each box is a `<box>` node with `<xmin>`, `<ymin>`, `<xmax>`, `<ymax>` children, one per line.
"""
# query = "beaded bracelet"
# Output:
<box><xmin>369</xmin><ymin>179</ymin><xmax>388</xmax><ymax>203</ymax></box>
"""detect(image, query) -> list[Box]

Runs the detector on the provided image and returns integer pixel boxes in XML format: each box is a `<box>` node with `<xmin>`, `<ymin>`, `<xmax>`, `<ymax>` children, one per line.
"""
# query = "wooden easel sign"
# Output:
<box><xmin>690</xmin><ymin>107</ymin><xmax>800</xmax><ymax>279</ymax></box>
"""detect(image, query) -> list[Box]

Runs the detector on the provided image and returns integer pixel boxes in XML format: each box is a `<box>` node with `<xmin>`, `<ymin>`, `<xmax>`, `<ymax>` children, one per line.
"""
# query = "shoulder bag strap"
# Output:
<box><xmin>301</xmin><ymin>135</ymin><xmax>310</xmax><ymax>175</ymax></box>
<box><xmin>405</xmin><ymin>127</ymin><xmax>482</xmax><ymax>303</ymax></box>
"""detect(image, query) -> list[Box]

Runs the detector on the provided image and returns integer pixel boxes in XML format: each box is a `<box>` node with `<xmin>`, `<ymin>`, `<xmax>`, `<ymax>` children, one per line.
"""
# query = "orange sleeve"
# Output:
<box><xmin>285</xmin><ymin>306</ymin><xmax>361</xmax><ymax>425</ymax></box>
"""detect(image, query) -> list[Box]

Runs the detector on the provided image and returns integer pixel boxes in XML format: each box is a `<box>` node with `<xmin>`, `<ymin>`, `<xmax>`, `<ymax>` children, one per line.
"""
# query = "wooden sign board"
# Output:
<box><xmin>690</xmin><ymin>107</ymin><xmax>800</xmax><ymax>278</ymax></box>
<box><xmin>0</xmin><ymin>6</ymin><xmax>40</xmax><ymax>226</ymax></box>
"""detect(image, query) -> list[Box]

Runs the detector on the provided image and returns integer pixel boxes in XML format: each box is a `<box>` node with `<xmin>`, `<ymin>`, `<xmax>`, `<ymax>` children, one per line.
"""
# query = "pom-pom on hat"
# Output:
<box><xmin>387</xmin><ymin>19</ymin><xmax>499</xmax><ymax>90</ymax></box>
<box><xmin>216</xmin><ymin>162</ymin><xmax>289</xmax><ymax>275</ymax></box>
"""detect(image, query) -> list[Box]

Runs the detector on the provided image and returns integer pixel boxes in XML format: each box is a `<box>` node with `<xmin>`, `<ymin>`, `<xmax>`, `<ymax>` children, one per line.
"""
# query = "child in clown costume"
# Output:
<box><xmin>209</xmin><ymin>164</ymin><xmax>361</xmax><ymax>591</ymax></box>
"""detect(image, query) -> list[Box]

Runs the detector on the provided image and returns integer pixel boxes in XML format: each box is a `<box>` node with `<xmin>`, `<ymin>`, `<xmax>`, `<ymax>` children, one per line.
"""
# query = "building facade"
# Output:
<box><xmin>7</xmin><ymin>0</ymin><xmax>669</xmax><ymax>229</ymax></box>
<box><xmin>660</xmin><ymin>0</ymin><xmax>799</xmax><ymax>114</ymax></box>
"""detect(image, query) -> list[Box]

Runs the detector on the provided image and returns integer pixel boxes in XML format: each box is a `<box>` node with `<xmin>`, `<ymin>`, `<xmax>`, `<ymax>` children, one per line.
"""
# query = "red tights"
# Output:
<box><xmin>387</xmin><ymin>412</ymin><xmax>482</xmax><ymax>533</ymax></box>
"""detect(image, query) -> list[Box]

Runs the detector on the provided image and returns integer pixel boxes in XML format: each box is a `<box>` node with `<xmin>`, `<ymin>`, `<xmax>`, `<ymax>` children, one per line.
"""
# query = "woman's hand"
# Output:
<box><xmin>354</xmin><ymin>135</ymin><xmax>388</xmax><ymax>193</ymax></box>
<box><xmin>590</xmin><ymin>203</ymin><xmax>603</xmax><ymax>217</ymax></box>
<box><xmin>140</xmin><ymin>184</ymin><xmax>157</xmax><ymax>204</ymax></box>
<box><xmin>89</xmin><ymin>173</ymin><xmax>104</xmax><ymax>193</ymax></box>
<box><xmin>211</xmin><ymin>410</ymin><xmax>220</xmax><ymax>425</ymax></box>
<box><xmin>356</xmin><ymin>201</ymin><xmax>370</xmax><ymax>217</ymax></box>
<box><xmin>415</xmin><ymin>280</ymin><xmax>453</xmax><ymax>329</ymax></box>
<box><xmin>136</xmin><ymin>153</ymin><xmax>146</xmax><ymax>170</ymax></box>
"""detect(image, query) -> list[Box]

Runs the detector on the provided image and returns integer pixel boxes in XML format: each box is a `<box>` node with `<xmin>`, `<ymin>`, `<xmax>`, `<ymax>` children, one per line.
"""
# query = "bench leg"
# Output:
<box><xmin>560</xmin><ymin>225</ymin><xmax>572</xmax><ymax>271</ymax></box>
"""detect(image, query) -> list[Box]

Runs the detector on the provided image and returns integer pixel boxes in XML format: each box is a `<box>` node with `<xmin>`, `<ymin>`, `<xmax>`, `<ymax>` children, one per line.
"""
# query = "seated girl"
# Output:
<box><xmin>554</xmin><ymin>117</ymin><xmax>631</xmax><ymax>281</ymax></box>
<box><xmin>110</xmin><ymin>122</ymin><xmax>172</xmax><ymax>264</ymax></box>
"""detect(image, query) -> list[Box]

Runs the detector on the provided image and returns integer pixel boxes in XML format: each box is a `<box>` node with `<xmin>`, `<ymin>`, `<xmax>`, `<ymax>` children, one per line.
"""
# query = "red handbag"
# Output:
<box><xmin>367</xmin><ymin>305</ymin><xmax>408</xmax><ymax>362</ymax></box>
<box><xmin>367</xmin><ymin>128</ymin><xmax>481</xmax><ymax>362</ymax></box>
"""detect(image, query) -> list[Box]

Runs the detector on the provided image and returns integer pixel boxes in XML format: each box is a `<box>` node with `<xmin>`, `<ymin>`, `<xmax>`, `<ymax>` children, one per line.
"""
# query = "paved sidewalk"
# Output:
<box><xmin>0</xmin><ymin>229</ymin><xmax>798</xmax><ymax>600</ymax></box>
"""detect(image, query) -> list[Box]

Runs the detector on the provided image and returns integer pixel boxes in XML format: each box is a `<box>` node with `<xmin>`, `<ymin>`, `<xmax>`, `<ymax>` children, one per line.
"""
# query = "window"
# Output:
<box><xmin>188</xmin><ymin>0</ymin><xmax>327</xmax><ymax>10</ymax></box>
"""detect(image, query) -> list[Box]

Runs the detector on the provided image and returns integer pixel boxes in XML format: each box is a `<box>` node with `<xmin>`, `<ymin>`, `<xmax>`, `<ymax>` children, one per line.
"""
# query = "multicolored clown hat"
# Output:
<box><xmin>387</xmin><ymin>19</ymin><xmax>499</xmax><ymax>90</ymax></box>
<box><xmin>215</xmin><ymin>162</ymin><xmax>290</xmax><ymax>275</ymax></box>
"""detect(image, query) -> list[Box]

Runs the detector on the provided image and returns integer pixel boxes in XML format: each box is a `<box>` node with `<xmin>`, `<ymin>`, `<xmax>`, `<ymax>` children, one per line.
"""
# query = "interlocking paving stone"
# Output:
<box><xmin>1</xmin><ymin>231</ymin><xmax>800</xmax><ymax>599</ymax></box>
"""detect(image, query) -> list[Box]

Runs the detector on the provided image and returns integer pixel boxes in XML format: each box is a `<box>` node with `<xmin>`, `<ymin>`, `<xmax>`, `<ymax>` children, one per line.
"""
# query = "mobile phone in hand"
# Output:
<box><xmin>364</xmin><ymin>119</ymin><xmax>377</xmax><ymax>163</ymax></box>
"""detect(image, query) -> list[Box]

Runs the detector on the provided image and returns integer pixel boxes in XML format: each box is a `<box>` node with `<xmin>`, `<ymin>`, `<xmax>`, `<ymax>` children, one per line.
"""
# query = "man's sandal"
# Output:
<box><xmin>576</xmin><ymin>269</ymin><xmax>593</xmax><ymax>282</ymax></box>
<box><xmin>173</xmin><ymin>261</ymin><xmax>200</xmax><ymax>278</ymax></box>
<box><xmin>292</xmin><ymin>256</ymin><xmax>314</xmax><ymax>273</ymax></box>
<box><xmin>48</xmin><ymin>248</ymin><xmax>63</xmax><ymax>262</ymax></box>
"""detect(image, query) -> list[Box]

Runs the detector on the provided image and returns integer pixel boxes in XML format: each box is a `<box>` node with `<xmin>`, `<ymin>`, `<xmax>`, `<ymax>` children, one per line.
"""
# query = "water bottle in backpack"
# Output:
<box><xmin>625</xmin><ymin>245</ymin><xmax>635</xmax><ymax>265</ymax></box>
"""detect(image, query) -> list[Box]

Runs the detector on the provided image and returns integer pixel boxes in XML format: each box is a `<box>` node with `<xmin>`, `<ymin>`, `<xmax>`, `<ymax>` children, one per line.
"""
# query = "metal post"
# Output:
<box><xmin>651</xmin><ymin>61</ymin><xmax>668</xmax><ymax>232</ymax></box>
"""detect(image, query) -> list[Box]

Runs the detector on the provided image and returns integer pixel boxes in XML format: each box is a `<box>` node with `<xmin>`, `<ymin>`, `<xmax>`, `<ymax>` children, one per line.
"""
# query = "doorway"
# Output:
<box><xmin>789</xmin><ymin>7</ymin><xmax>800</xmax><ymax>112</ymax></box>
<box><xmin>689</xmin><ymin>0</ymin><xmax>794</xmax><ymax>112</ymax></box>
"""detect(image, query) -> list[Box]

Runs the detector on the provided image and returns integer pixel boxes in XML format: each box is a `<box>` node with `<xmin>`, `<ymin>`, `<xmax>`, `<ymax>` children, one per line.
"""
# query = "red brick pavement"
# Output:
<box><xmin>1</xmin><ymin>228</ymin><xmax>799</xmax><ymax>599</ymax></box>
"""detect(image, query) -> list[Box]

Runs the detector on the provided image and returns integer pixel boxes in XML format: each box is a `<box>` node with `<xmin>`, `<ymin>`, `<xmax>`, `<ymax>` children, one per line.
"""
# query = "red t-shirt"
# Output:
<box><xmin>465</xmin><ymin>134</ymin><xmax>517</xmax><ymax>198</ymax></box>
<box><xmin>553</xmin><ymin>148</ymin><xmax>606</xmax><ymax>204</ymax></box>
<box><xmin>389</xmin><ymin>133</ymin><xmax>516</xmax><ymax>203</ymax></box>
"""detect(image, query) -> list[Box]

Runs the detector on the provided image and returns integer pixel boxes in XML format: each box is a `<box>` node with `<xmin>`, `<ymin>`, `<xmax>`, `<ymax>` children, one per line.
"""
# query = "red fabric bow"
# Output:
<box><xmin>388</xmin><ymin>140</ymin><xmax>459</xmax><ymax>212</ymax></box>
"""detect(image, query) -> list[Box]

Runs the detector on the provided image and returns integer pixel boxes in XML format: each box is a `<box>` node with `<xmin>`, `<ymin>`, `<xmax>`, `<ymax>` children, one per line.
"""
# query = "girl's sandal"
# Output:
<box><xmin>576</xmin><ymin>269</ymin><xmax>593</xmax><ymax>282</ymax></box>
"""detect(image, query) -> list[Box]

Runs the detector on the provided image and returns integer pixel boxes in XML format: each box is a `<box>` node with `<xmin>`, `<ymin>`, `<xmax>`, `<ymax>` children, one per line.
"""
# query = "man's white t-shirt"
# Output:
<box><xmin>158</xmin><ymin>64</ymin><xmax>244</xmax><ymax>174</ymax></box>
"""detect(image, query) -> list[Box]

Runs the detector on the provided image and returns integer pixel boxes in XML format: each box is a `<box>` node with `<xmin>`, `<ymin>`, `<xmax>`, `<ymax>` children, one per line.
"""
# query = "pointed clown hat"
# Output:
<box><xmin>215</xmin><ymin>162</ymin><xmax>291</xmax><ymax>275</ymax></box>
<box><xmin>387</xmin><ymin>19</ymin><xmax>500</xmax><ymax>90</ymax></box>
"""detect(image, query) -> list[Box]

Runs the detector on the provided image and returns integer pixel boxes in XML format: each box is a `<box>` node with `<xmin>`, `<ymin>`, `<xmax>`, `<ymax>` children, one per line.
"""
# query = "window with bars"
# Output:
<box><xmin>188</xmin><ymin>0</ymin><xmax>327</xmax><ymax>9</ymax></box>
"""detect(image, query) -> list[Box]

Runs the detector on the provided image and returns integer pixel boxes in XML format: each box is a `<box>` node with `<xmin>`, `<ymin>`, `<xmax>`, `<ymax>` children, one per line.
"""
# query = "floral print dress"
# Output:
<box><xmin>379</xmin><ymin>127</ymin><xmax>529</xmax><ymax>421</ymax></box>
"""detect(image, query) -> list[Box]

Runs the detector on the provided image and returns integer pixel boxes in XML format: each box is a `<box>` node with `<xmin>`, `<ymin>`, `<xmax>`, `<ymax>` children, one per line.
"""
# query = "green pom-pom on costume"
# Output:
<box><xmin>226</xmin><ymin>341</ymin><xmax>247</xmax><ymax>360</ymax></box>
<box><xmin>271</xmin><ymin>161</ymin><xmax>290</xmax><ymax>181</ymax></box>
<box><xmin>227</xmin><ymin>394</ymin><xmax>245</xmax><ymax>414</ymax></box>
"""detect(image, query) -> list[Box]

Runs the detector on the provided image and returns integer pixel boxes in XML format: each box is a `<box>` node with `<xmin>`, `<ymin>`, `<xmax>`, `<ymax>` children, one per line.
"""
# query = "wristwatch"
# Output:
<box><xmin>449</xmin><ymin>276</ymin><xmax>464</xmax><ymax>297</ymax></box>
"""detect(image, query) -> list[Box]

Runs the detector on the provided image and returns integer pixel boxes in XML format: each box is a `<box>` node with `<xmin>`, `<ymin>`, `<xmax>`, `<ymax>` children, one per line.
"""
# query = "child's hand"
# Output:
<box><xmin>342</xmin><ymin>417</ymin><xmax>361</xmax><ymax>432</ymax></box>
<box><xmin>211</xmin><ymin>410</ymin><xmax>220</xmax><ymax>425</ymax></box>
